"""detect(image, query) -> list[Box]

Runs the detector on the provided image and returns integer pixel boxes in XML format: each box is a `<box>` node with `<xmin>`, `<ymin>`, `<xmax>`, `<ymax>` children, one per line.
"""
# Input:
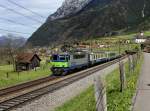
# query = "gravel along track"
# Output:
<box><xmin>0</xmin><ymin>56</ymin><xmax>127</xmax><ymax>111</ymax></box>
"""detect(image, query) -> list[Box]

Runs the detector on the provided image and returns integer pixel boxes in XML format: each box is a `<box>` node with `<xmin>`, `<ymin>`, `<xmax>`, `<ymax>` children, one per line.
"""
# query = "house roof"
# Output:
<box><xmin>16</xmin><ymin>53</ymin><xmax>41</xmax><ymax>63</ymax></box>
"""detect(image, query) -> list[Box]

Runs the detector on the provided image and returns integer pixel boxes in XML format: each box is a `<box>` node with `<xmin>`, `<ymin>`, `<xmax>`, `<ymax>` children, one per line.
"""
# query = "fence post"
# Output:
<box><xmin>132</xmin><ymin>54</ymin><xmax>138</xmax><ymax>70</ymax></box>
<box><xmin>6</xmin><ymin>72</ymin><xmax>9</xmax><ymax>78</ymax></box>
<box><xmin>18</xmin><ymin>71</ymin><xmax>20</xmax><ymax>77</ymax></box>
<box><xmin>137</xmin><ymin>52</ymin><xmax>141</xmax><ymax>61</ymax></box>
<box><xmin>128</xmin><ymin>55</ymin><xmax>134</xmax><ymax>72</ymax></box>
<box><xmin>34</xmin><ymin>67</ymin><xmax>37</xmax><ymax>71</ymax></box>
<box><xmin>119</xmin><ymin>61</ymin><xmax>126</xmax><ymax>92</ymax></box>
<box><xmin>94</xmin><ymin>76</ymin><xmax>107</xmax><ymax>111</ymax></box>
<box><xmin>134</xmin><ymin>54</ymin><xmax>138</xmax><ymax>66</ymax></box>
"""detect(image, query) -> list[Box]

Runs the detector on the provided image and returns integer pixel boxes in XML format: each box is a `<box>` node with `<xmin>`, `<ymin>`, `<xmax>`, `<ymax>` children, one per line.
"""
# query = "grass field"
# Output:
<box><xmin>99</xmin><ymin>30</ymin><xmax>150</xmax><ymax>39</ymax></box>
<box><xmin>86</xmin><ymin>33</ymin><xmax>141</xmax><ymax>54</ymax></box>
<box><xmin>0</xmin><ymin>63</ymin><xmax>51</xmax><ymax>89</ymax></box>
<box><xmin>94</xmin><ymin>43</ymin><xmax>139</xmax><ymax>53</ymax></box>
<box><xmin>55</xmin><ymin>54</ymin><xmax>143</xmax><ymax>111</ymax></box>
<box><xmin>144</xmin><ymin>31</ymin><xmax>150</xmax><ymax>36</ymax></box>
<box><xmin>55</xmin><ymin>86</ymin><xmax>96</xmax><ymax>111</ymax></box>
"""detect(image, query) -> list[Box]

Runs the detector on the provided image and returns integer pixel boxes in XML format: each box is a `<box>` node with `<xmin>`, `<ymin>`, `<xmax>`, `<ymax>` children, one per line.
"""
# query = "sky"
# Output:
<box><xmin>0</xmin><ymin>0</ymin><xmax>64</xmax><ymax>38</ymax></box>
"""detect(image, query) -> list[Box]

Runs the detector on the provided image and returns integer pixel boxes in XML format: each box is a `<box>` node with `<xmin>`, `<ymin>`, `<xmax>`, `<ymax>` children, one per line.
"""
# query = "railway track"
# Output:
<box><xmin>0</xmin><ymin>76</ymin><xmax>59</xmax><ymax>97</ymax></box>
<box><xmin>0</xmin><ymin>56</ymin><xmax>126</xmax><ymax>111</ymax></box>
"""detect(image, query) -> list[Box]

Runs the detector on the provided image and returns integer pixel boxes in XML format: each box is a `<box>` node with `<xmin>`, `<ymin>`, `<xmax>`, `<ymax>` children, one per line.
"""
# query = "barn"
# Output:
<box><xmin>16</xmin><ymin>53</ymin><xmax>41</xmax><ymax>71</ymax></box>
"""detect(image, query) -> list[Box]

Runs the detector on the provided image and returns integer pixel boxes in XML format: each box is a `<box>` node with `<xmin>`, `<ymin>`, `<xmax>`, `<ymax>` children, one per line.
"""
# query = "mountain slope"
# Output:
<box><xmin>48</xmin><ymin>0</ymin><xmax>93</xmax><ymax>20</ymax></box>
<box><xmin>27</xmin><ymin>0</ymin><xmax>150</xmax><ymax>46</ymax></box>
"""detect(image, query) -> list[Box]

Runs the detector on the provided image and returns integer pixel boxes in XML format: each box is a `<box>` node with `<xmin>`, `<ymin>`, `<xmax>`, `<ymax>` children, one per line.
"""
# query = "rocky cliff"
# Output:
<box><xmin>48</xmin><ymin>0</ymin><xmax>93</xmax><ymax>20</ymax></box>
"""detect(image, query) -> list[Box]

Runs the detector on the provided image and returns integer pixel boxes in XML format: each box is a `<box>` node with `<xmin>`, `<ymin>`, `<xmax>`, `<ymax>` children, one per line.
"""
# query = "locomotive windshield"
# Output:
<box><xmin>59</xmin><ymin>55</ymin><xmax>66</xmax><ymax>61</ymax></box>
<box><xmin>52</xmin><ymin>55</ymin><xmax>58</xmax><ymax>61</ymax></box>
<box><xmin>52</xmin><ymin>54</ymin><xmax>70</xmax><ymax>62</ymax></box>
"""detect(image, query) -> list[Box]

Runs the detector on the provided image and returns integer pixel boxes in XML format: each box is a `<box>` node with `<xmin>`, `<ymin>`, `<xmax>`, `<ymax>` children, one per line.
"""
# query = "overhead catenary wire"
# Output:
<box><xmin>0</xmin><ymin>4</ymin><xmax>43</xmax><ymax>24</ymax></box>
<box><xmin>0</xmin><ymin>17</ymin><xmax>37</xmax><ymax>29</ymax></box>
<box><xmin>0</xmin><ymin>28</ymin><xmax>32</xmax><ymax>35</ymax></box>
<box><xmin>7</xmin><ymin>0</ymin><xmax>46</xmax><ymax>19</ymax></box>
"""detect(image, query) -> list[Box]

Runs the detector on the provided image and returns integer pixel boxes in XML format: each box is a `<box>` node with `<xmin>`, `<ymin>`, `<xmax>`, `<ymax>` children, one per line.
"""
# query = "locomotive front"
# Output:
<box><xmin>51</xmin><ymin>54</ymin><xmax>70</xmax><ymax>75</ymax></box>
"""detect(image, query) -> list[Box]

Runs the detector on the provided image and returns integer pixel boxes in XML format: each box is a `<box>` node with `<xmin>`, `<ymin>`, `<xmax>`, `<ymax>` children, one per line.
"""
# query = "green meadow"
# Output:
<box><xmin>0</xmin><ymin>62</ymin><xmax>51</xmax><ymax>89</ymax></box>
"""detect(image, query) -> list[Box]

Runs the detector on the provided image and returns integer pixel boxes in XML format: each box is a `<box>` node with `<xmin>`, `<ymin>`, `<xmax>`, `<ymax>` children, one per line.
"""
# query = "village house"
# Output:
<box><xmin>134</xmin><ymin>32</ymin><xmax>147</xmax><ymax>43</ymax></box>
<box><xmin>135</xmin><ymin>37</ymin><xmax>147</xmax><ymax>43</ymax></box>
<box><xmin>16</xmin><ymin>53</ymin><xmax>41</xmax><ymax>71</ymax></box>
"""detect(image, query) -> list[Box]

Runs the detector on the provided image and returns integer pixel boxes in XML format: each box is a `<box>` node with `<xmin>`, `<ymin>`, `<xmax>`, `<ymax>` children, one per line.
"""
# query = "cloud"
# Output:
<box><xmin>0</xmin><ymin>0</ymin><xmax>64</xmax><ymax>38</ymax></box>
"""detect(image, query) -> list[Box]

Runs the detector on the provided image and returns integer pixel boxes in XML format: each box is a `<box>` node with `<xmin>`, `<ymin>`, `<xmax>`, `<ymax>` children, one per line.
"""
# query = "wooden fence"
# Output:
<box><xmin>94</xmin><ymin>53</ymin><xmax>140</xmax><ymax>111</ymax></box>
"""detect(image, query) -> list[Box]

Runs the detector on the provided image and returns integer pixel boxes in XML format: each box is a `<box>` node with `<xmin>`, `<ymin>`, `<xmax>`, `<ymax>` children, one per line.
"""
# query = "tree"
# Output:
<box><xmin>4</xmin><ymin>38</ymin><xmax>17</xmax><ymax>71</ymax></box>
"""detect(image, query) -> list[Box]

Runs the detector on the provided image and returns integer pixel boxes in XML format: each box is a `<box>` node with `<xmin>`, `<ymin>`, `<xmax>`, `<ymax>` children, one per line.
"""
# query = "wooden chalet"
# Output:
<box><xmin>16</xmin><ymin>53</ymin><xmax>41</xmax><ymax>71</ymax></box>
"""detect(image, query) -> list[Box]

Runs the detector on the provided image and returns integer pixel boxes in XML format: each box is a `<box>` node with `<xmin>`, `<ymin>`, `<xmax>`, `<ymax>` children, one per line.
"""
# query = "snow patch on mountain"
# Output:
<box><xmin>48</xmin><ymin>0</ymin><xmax>93</xmax><ymax>20</ymax></box>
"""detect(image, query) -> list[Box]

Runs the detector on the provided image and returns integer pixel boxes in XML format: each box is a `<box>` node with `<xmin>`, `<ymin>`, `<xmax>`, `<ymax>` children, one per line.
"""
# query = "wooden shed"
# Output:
<box><xmin>16</xmin><ymin>53</ymin><xmax>41</xmax><ymax>71</ymax></box>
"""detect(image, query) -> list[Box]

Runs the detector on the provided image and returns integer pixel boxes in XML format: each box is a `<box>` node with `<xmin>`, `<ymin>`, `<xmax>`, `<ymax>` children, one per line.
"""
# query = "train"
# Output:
<box><xmin>50</xmin><ymin>51</ymin><xmax>120</xmax><ymax>76</ymax></box>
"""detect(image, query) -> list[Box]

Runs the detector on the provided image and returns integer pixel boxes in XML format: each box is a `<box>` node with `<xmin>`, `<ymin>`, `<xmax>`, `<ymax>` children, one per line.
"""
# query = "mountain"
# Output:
<box><xmin>0</xmin><ymin>35</ymin><xmax>7</xmax><ymax>43</ymax></box>
<box><xmin>0</xmin><ymin>34</ymin><xmax>27</xmax><ymax>47</ymax></box>
<box><xmin>27</xmin><ymin>0</ymin><xmax>150</xmax><ymax>46</ymax></box>
<box><xmin>48</xmin><ymin>0</ymin><xmax>93</xmax><ymax>20</ymax></box>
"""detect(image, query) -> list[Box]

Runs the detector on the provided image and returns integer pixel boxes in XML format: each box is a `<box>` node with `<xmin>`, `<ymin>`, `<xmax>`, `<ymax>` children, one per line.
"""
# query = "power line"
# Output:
<box><xmin>0</xmin><ymin>17</ymin><xmax>37</xmax><ymax>29</ymax></box>
<box><xmin>0</xmin><ymin>28</ymin><xmax>31</xmax><ymax>35</ymax></box>
<box><xmin>0</xmin><ymin>4</ymin><xmax>43</xmax><ymax>24</ymax></box>
<box><xmin>7</xmin><ymin>0</ymin><xmax>46</xmax><ymax>19</ymax></box>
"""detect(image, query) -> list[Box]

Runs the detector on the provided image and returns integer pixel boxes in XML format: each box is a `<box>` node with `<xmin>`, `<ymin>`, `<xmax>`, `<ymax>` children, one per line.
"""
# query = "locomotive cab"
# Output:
<box><xmin>51</xmin><ymin>54</ymin><xmax>70</xmax><ymax>75</ymax></box>
<box><xmin>50</xmin><ymin>52</ymin><xmax>89</xmax><ymax>75</ymax></box>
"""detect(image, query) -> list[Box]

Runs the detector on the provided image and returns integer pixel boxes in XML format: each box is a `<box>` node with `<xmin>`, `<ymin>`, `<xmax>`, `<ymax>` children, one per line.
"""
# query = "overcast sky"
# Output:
<box><xmin>0</xmin><ymin>0</ymin><xmax>64</xmax><ymax>38</ymax></box>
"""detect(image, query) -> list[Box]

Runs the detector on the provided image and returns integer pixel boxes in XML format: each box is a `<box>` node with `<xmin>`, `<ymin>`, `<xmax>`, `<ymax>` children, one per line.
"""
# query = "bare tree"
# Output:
<box><xmin>4</xmin><ymin>38</ymin><xmax>17</xmax><ymax>72</ymax></box>
<box><xmin>0</xmin><ymin>48</ymin><xmax>6</xmax><ymax>64</ymax></box>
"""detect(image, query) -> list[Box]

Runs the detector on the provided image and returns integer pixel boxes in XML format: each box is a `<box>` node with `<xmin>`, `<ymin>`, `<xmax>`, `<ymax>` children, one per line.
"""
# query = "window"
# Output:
<box><xmin>73</xmin><ymin>54</ymin><xmax>86</xmax><ymax>59</ymax></box>
<box><xmin>52</xmin><ymin>54</ymin><xmax>70</xmax><ymax>61</ymax></box>
<box><xmin>52</xmin><ymin>55</ymin><xmax>58</xmax><ymax>61</ymax></box>
<box><xmin>59</xmin><ymin>55</ymin><xmax>65</xmax><ymax>61</ymax></box>
<box><xmin>66</xmin><ymin>55</ymin><xmax>70</xmax><ymax>61</ymax></box>
<box><xmin>109</xmin><ymin>53</ymin><xmax>116</xmax><ymax>57</ymax></box>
